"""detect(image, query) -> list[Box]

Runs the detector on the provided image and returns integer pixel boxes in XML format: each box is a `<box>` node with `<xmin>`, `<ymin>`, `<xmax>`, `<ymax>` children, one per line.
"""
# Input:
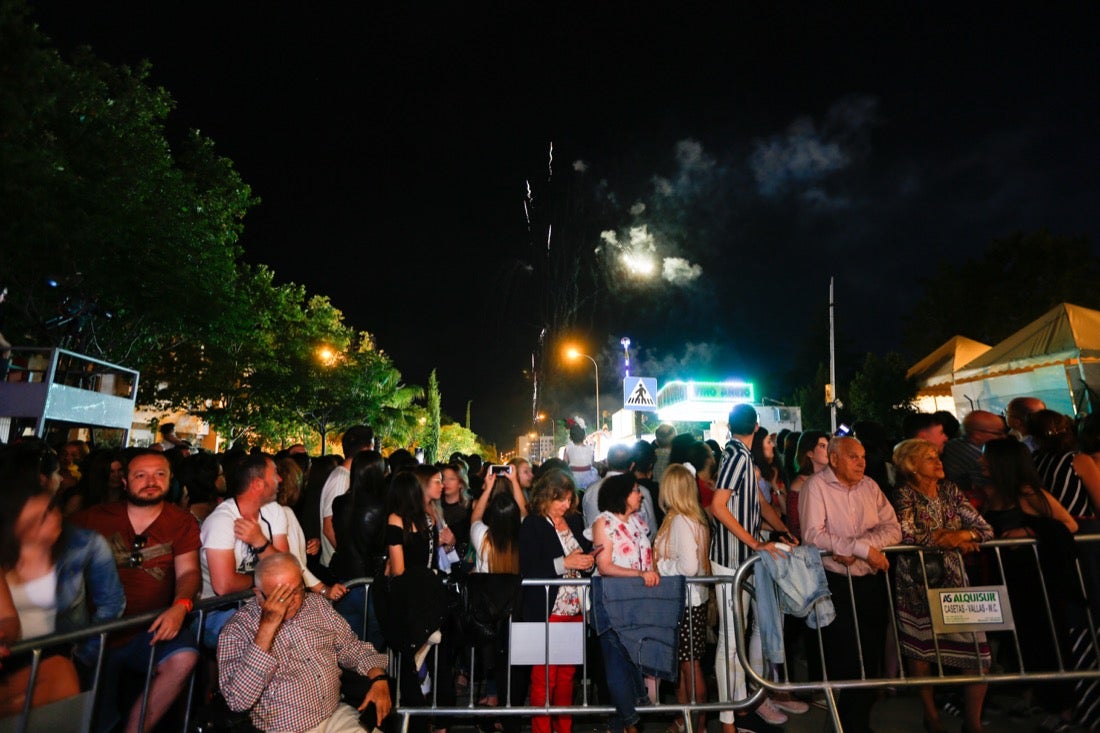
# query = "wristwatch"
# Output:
<box><xmin>251</xmin><ymin>539</ymin><xmax>271</xmax><ymax>554</ymax></box>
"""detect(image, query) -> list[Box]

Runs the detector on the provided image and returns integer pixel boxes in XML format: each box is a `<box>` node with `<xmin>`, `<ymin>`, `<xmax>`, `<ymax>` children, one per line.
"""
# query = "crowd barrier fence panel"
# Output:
<box><xmin>731</xmin><ymin>535</ymin><xmax>1100</xmax><ymax>732</ymax></box>
<box><xmin>8</xmin><ymin>537</ymin><xmax>1100</xmax><ymax>733</ymax></box>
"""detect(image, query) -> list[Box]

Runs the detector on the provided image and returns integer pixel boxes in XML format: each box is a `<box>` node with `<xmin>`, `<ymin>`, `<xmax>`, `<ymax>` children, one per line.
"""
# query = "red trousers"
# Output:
<box><xmin>529</xmin><ymin>614</ymin><xmax>582</xmax><ymax>733</ymax></box>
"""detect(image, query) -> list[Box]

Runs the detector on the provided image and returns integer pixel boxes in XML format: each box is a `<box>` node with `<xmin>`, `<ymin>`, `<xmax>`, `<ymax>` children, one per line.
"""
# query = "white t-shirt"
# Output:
<box><xmin>319</xmin><ymin>466</ymin><xmax>351</xmax><ymax>566</ymax></box>
<box><xmin>199</xmin><ymin>499</ymin><xmax>288</xmax><ymax>598</ymax></box>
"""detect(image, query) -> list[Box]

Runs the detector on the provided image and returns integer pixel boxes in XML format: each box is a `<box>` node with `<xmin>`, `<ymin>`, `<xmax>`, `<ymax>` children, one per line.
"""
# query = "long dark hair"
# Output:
<box><xmin>482</xmin><ymin>491</ymin><xmax>521</xmax><ymax>573</ymax></box>
<box><xmin>388</xmin><ymin>470</ymin><xmax>430</xmax><ymax>541</ymax></box>
<box><xmin>982</xmin><ymin>438</ymin><xmax>1052</xmax><ymax>518</ymax></box>
<box><xmin>795</xmin><ymin>431</ymin><xmax>830</xmax><ymax>476</ymax></box>
<box><xmin>0</xmin><ymin>478</ymin><xmax>62</xmax><ymax>568</ymax></box>
<box><xmin>349</xmin><ymin>450</ymin><xmax>387</xmax><ymax>506</ymax></box>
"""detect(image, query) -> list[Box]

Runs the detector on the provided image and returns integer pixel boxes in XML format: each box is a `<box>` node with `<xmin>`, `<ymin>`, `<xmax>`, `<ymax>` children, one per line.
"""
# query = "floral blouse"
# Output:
<box><xmin>598</xmin><ymin>510</ymin><xmax>653</xmax><ymax>572</ymax></box>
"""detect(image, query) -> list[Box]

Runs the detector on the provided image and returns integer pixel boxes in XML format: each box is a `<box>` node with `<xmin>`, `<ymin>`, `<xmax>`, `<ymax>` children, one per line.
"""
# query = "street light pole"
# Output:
<box><xmin>568</xmin><ymin>349</ymin><xmax>600</xmax><ymax>433</ymax></box>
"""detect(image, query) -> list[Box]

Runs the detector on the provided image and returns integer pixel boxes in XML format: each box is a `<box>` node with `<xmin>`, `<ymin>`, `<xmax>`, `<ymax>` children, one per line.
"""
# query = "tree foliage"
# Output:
<box><xmin>786</xmin><ymin>363</ymin><xmax>832</xmax><ymax>432</ymax></box>
<box><xmin>846</xmin><ymin>351</ymin><xmax>916</xmax><ymax>437</ymax></box>
<box><xmin>903</xmin><ymin>230</ymin><xmax>1100</xmax><ymax>357</ymax></box>
<box><xmin>0</xmin><ymin>2</ymin><xmax>255</xmax><ymax>370</ymax></box>
<box><xmin>425</xmin><ymin>370</ymin><xmax>441</xmax><ymax>464</ymax></box>
<box><xmin>0</xmin><ymin>4</ymin><xmax>438</xmax><ymax>454</ymax></box>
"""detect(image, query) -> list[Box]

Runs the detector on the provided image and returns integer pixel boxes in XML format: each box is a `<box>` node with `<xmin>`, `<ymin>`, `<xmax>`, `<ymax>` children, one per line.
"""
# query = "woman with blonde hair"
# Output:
<box><xmin>892</xmin><ymin>439</ymin><xmax>993</xmax><ymax>733</ymax></box>
<box><xmin>653</xmin><ymin>464</ymin><xmax>710</xmax><ymax>733</ymax></box>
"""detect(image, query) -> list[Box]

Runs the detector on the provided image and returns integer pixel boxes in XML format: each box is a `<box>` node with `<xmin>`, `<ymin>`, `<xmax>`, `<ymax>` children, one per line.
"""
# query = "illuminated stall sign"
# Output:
<box><xmin>656</xmin><ymin>380</ymin><xmax>755</xmax><ymax>422</ymax></box>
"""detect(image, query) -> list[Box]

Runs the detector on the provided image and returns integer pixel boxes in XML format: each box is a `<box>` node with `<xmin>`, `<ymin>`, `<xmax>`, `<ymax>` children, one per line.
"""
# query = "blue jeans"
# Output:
<box><xmin>335</xmin><ymin>586</ymin><xmax>386</xmax><ymax>650</ymax></box>
<box><xmin>598</xmin><ymin>629</ymin><xmax>648</xmax><ymax>732</ymax></box>
<box><xmin>92</xmin><ymin>628</ymin><xmax>198</xmax><ymax>733</ymax></box>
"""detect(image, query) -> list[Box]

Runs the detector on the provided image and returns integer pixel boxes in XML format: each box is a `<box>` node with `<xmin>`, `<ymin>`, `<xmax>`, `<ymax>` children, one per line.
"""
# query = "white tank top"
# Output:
<box><xmin>10</xmin><ymin>569</ymin><xmax>58</xmax><ymax>640</ymax></box>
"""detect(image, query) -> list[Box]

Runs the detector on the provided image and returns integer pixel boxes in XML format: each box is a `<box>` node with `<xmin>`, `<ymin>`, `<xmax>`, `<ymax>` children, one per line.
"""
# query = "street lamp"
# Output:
<box><xmin>566</xmin><ymin>348</ymin><xmax>600</xmax><ymax>433</ymax></box>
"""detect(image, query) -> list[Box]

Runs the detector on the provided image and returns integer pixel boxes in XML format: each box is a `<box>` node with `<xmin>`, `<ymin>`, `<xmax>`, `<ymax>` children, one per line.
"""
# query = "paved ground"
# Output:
<box><xmin>447</xmin><ymin>687</ymin><xmax>1075</xmax><ymax>733</ymax></box>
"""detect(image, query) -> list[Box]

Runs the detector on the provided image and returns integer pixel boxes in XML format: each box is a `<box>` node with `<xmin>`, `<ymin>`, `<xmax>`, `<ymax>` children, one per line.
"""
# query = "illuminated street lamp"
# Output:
<box><xmin>566</xmin><ymin>347</ymin><xmax>600</xmax><ymax>433</ymax></box>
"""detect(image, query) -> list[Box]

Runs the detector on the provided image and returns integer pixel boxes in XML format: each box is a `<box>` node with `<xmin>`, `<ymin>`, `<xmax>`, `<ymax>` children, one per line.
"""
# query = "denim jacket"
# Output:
<box><xmin>754</xmin><ymin>545</ymin><xmax>834</xmax><ymax>664</ymax></box>
<box><xmin>590</xmin><ymin>575</ymin><xmax>685</xmax><ymax>680</ymax></box>
<box><xmin>56</xmin><ymin>526</ymin><xmax>127</xmax><ymax>664</ymax></box>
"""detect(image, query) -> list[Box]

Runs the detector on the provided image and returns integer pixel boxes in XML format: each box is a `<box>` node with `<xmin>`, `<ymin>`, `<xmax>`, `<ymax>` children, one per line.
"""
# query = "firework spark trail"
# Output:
<box><xmin>547</xmin><ymin>224</ymin><xmax>552</xmax><ymax>252</ymax></box>
<box><xmin>548</xmin><ymin>141</ymin><xmax>553</xmax><ymax>182</ymax></box>
<box><xmin>523</xmin><ymin>179</ymin><xmax>533</xmax><ymax>231</ymax></box>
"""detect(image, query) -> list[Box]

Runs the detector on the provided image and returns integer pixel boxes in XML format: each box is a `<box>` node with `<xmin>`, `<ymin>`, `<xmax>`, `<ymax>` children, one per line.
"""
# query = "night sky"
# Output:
<box><xmin>25</xmin><ymin>2</ymin><xmax>1100</xmax><ymax>445</ymax></box>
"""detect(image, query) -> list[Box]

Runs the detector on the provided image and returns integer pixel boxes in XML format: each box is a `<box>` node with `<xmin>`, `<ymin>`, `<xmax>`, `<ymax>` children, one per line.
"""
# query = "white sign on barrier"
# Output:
<box><xmin>928</xmin><ymin>584</ymin><xmax>1016</xmax><ymax>634</ymax></box>
<box><xmin>509</xmin><ymin>621</ymin><xmax>585</xmax><ymax>665</ymax></box>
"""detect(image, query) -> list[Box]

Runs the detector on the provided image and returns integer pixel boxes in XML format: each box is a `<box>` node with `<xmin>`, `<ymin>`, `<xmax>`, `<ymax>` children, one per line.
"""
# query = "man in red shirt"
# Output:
<box><xmin>73</xmin><ymin>449</ymin><xmax>201</xmax><ymax>733</ymax></box>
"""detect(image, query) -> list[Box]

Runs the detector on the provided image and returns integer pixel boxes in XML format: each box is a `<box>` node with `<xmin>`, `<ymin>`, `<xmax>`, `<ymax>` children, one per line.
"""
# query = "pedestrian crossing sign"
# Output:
<box><xmin>623</xmin><ymin>377</ymin><xmax>658</xmax><ymax>411</ymax></box>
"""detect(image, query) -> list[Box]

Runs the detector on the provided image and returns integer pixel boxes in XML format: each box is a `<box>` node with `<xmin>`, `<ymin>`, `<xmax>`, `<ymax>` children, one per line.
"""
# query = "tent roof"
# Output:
<box><xmin>907</xmin><ymin>336</ymin><xmax>991</xmax><ymax>386</ymax></box>
<box><xmin>956</xmin><ymin>302</ymin><xmax>1100</xmax><ymax>379</ymax></box>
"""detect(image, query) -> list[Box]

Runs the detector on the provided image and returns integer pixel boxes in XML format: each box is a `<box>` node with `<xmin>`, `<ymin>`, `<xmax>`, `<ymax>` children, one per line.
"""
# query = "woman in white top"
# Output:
<box><xmin>561</xmin><ymin>423</ymin><xmax>599</xmax><ymax>490</ymax></box>
<box><xmin>469</xmin><ymin>469</ymin><xmax>528</xmax><ymax>573</ymax></box>
<box><xmin>0</xmin><ymin>483</ymin><xmax>84</xmax><ymax>715</ymax></box>
<box><xmin>653</xmin><ymin>464</ymin><xmax>710</xmax><ymax>733</ymax></box>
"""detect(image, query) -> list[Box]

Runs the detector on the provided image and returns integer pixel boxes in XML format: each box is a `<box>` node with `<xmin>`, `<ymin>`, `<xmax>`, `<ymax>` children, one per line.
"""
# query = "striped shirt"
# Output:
<box><xmin>710</xmin><ymin>438</ymin><xmax>759</xmax><ymax>567</ymax></box>
<box><xmin>1034</xmin><ymin>449</ymin><xmax>1096</xmax><ymax>518</ymax></box>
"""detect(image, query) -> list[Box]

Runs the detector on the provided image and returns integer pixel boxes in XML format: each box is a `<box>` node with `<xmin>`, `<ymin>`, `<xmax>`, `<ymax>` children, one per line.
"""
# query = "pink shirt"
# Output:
<box><xmin>798</xmin><ymin>467</ymin><xmax>901</xmax><ymax>576</ymax></box>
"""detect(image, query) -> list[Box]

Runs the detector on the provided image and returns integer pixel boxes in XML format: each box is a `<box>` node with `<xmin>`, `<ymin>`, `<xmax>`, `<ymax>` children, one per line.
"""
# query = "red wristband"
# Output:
<box><xmin>174</xmin><ymin>598</ymin><xmax>194</xmax><ymax>613</ymax></box>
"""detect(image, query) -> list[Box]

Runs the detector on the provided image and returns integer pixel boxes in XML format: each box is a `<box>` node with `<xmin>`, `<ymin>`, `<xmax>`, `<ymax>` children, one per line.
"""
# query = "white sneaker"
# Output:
<box><xmin>772</xmin><ymin>695</ymin><xmax>810</xmax><ymax>714</ymax></box>
<box><xmin>755</xmin><ymin>698</ymin><xmax>788</xmax><ymax>725</ymax></box>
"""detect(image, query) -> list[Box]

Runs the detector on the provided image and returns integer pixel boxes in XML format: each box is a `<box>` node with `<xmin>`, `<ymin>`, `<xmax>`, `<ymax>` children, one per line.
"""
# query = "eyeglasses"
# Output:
<box><xmin>128</xmin><ymin>534</ymin><xmax>147</xmax><ymax>568</ymax></box>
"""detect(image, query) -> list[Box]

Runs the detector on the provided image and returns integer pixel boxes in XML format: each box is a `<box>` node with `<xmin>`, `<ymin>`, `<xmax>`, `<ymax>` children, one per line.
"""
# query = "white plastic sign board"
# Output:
<box><xmin>509</xmin><ymin>621</ymin><xmax>585</xmax><ymax>665</ymax></box>
<box><xmin>928</xmin><ymin>584</ymin><xmax>1016</xmax><ymax>634</ymax></box>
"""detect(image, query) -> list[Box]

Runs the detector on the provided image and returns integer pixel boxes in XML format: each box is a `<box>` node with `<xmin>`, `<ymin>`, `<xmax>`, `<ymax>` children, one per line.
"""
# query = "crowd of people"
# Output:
<box><xmin>0</xmin><ymin>396</ymin><xmax>1098</xmax><ymax>733</ymax></box>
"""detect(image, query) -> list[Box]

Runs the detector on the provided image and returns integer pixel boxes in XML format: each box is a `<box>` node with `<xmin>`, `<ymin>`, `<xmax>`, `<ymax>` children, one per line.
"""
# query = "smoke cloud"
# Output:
<box><xmin>749</xmin><ymin>95</ymin><xmax>879</xmax><ymax>200</ymax></box>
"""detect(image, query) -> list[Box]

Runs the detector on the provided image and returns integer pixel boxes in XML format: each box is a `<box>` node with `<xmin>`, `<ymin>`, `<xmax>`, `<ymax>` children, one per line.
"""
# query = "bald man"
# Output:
<box><xmin>942</xmin><ymin>410</ymin><xmax>1007</xmax><ymax>505</ymax></box>
<box><xmin>799</xmin><ymin>436</ymin><xmax>901</xmax><ymax>733</ymax></box>
<box><xmin>1006</xmin><ymin>396</ymin><xmax>1046</xmax><ymax>451</ymax></box>
<box><xmin>218</xmin><ymin>554</ymin><xmax>391</xmax><ymax>732</ymax></box>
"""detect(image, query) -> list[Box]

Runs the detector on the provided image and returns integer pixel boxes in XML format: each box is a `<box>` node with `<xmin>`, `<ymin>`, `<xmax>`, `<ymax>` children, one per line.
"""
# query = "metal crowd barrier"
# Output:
<box><xmin>731</xmin><ymin>534</ymin><xmax>1100</xmax><ymax>732</ymax></box>
<box><xmin>9</xmin><ymin>537</ymin><xmax>1100</xmax><ymax>733</ymax></box>
<box><xmin>2</xmin><ymin>589</ymin><xmax>252</xmax><ymax>733</ymax></box>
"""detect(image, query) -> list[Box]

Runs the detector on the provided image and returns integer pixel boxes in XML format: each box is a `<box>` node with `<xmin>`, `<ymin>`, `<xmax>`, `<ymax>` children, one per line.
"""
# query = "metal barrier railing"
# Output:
<box><xmin>8</xmin><ymin>536</ymin><xmax>1100</xmax><ymax>733</ymax></box>
<box><xmin>731</xmin><ymin>534</ymin><xmax>1100</xmax><ymax>732</ymax></box>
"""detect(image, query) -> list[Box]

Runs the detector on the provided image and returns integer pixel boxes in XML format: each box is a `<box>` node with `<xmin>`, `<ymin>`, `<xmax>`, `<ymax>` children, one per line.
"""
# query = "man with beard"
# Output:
<box><xmin>199</xmin><ymin>453</ymin><xmax>290</xmax><ymax>645</ymax></box>
<box><xmin>73</xmin><ymin>448</ymin><xmax>202</xmax><ymax>733</ymax></box>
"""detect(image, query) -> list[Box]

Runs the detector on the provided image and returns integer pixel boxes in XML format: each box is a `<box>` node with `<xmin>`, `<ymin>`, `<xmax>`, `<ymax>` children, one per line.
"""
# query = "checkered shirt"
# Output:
<box><xmin>217</xmin><ymin>593</ymin><xmax>388</xmax><ymax>731</ymax></box>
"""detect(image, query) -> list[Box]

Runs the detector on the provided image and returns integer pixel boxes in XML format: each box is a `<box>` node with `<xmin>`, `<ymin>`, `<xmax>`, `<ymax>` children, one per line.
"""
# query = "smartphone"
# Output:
<box><xmin>835</xmin><ymin>423</ymin><xmax>852</xmax><ymax>437</ymax></box>
<box><xmin>489</xmin><ymin>464</ymin><xmax>511</xmax><ymax>475</ymax></box>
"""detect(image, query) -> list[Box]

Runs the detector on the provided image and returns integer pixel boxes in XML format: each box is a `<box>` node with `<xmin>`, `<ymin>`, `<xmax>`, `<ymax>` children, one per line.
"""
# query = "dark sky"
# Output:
<box><xmin>26</xmin><ymin>2</ymin><xmax>1100</xmax><ymax>445</ymax></box>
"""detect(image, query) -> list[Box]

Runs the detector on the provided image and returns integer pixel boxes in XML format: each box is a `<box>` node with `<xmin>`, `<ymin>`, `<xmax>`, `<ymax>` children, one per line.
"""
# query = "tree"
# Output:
<box><xmin>786</xmin><ymin>363</ymin><xmax>833</xmax><ymax>432</ymax></box>
<box><xmin>904</xmin><ymin>230</ymin><xmax>1100</xmax><ymax>357</ymax></box>
<box><xmin>425</xmin><ymin>370</ymin><xmax>441</xmax><ymax>464</ymax></box>
<box><xmin>0</xmin><ymin>2</ymin><xmax>256</xmax><ymax>371</ymax></box>
<box><xmin>846</xmin><ymin>351</ymin><xmax>916</xmax><ymax>437</ymax></box>
<box><xmin>437</xmin><ymin>423</ymin><xmax>480</xmax><ymax>462</ymax></box>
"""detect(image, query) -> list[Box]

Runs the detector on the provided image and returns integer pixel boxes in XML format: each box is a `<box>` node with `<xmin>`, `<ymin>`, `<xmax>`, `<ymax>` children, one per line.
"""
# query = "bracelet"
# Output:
<box><xmin>251</xmin><ymin>539</ymin><xmax>271</xmax><ymax>554</ymax></box>
<box><xmin>173</xmin><ymin>598</ymin><xmax>194</xmax><ymax>613</ymax></box>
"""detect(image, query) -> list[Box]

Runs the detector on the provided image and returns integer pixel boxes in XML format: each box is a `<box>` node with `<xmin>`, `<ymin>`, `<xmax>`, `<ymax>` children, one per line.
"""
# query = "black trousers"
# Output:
<box><xmin>807</xmin><ymin>571</ymin><xmax>888</xmax><ymax>733</ymax></box>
